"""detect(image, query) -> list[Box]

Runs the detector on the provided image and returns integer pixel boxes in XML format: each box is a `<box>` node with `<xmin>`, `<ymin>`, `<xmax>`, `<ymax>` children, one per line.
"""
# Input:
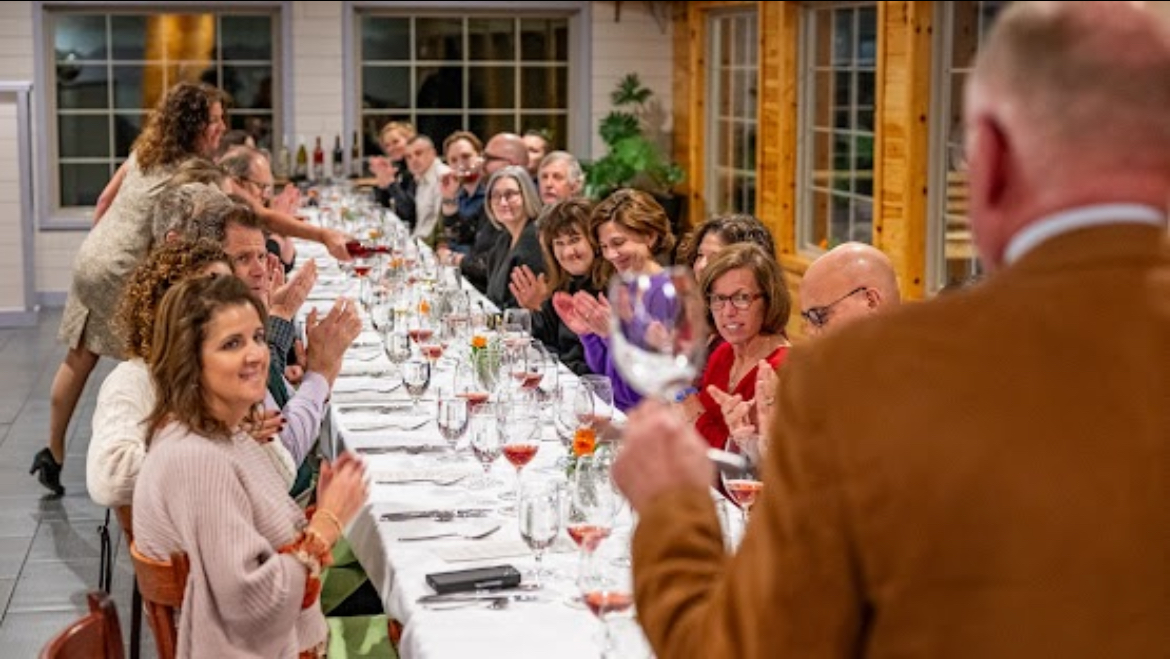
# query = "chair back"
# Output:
<box><xmin>128</xmin><ymin>542</ymin><xmax>189</xmax><ymax>659</ymax></box>
<box><xmin>40</xmin><ymin>591</ymin><xmax>124</xmax><ymax>659</ymax></box>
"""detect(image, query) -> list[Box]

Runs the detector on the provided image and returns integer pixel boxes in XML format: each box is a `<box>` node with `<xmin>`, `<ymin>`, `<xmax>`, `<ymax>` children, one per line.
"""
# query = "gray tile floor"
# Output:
<box><xmin>0</xmin><ymin>309</ymin><xmax>156</xmax><ymax>657</ymax></box>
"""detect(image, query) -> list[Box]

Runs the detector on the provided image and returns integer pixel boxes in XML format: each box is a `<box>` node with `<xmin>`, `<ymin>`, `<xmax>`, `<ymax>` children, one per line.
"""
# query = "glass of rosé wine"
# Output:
<box><xmin>720</xmin><ymin>435</ymin><xmax>763</xmax><ymax>526</ymax></box>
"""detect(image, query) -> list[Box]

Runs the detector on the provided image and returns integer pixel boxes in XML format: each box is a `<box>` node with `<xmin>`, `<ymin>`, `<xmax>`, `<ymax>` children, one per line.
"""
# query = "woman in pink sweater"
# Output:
<box><xmin>132</xmin><ymin>275</ymin><xmax>367</xmax><ymax>658</ymax></box>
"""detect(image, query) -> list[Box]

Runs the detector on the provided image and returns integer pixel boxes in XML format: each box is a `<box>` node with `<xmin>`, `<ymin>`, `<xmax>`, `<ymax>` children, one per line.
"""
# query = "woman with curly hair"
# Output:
<box><xmin>86</xmin><ymin>239</ymin><xmax>235</xmax><ymax>508</ymax></box>
<box><xmin>35</xmin><ymin>81</ymin><xmax>226</xmax><ymax>496</ymax></box>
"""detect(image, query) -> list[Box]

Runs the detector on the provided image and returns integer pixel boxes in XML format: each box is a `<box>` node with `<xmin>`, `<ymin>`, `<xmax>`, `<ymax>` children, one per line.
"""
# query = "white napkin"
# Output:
<box><xmin>431</xmin><ymin>539</ymin><xmax>533</xmax><ymax>563</ymax></box>
<box><xmin>342</xmin><ymin>411</ymin><xmax>433</xmax><ymax>433</ymax></box>
<box><xmin>339</xmin><ymin>361</ymin><xmax>393</xmax><ymax>377</ymax></box>
<box><xmin>332</xmin><ymin>377</ymin><xmax>400</xmax><ymax>395</ymax></box>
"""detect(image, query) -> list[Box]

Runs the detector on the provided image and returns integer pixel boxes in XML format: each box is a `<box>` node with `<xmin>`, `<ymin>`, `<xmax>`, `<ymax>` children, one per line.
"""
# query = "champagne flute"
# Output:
<box><xmin>400</xmin><ymin>359</ymin><xmax>431</xmax><ymax>412</ymax></box>
<box><xmin>518</xmin><ymin>478</ymin><xmax>564</xmax><ymax>588</ymax></box>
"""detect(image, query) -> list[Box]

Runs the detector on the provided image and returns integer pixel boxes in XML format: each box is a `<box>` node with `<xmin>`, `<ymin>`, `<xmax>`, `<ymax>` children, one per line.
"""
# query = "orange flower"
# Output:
<box><xmin>418</xmin><ymin>299</ymin><xmax>431</xmax><ymax>315</ymax></box>
<box><xmin>572</xmin><ymin>427</ymin><xmax>596</xmax><ymax>457</ymax></box>
<box><xmin>471</xmin><ymin>335</ymin><xmax>488</xmax><ymax>350</ymax></box>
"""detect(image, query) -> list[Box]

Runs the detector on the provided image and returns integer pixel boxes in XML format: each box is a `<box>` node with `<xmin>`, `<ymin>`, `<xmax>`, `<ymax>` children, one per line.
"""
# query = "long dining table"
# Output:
<box><xmin>291</xmin><ymin>230</ymin><xmax>657</xmax><ymax>658</ymax></box>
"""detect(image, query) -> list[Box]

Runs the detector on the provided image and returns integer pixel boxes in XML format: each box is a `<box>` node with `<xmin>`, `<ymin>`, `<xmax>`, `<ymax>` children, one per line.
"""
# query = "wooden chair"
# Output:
<box><xmin>114</xmin><ymin>506</ymin><xmax>144</xmax><ymax>659</ymax></box>
<box><xmin>128</xmin><ymin>542</ymin><xmax>189</xmax><ymax>659</ymax></box>
<box><xmin>40</xmin><ymin>591</ymin><xmax>124</xmax><ymax>659</ymax></box>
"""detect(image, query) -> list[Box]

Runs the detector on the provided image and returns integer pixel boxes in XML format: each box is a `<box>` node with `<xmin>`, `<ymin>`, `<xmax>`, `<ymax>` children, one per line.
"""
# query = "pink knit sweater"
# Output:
<box><xmin>133</xmin><ymin>422</ymin><xmax>327</xmax><ymax>658</ymax></box>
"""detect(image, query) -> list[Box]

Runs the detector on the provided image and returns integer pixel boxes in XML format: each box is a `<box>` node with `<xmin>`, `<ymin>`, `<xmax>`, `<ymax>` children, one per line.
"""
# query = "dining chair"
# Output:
<box><xmin>128</xmin><ymin>542</ymin><xmax>189</xmax><ymax>659</ymax></box>
<box><xmin>114</xmin><ymin>506</ymin><xmax>144</xmax><ymax>659</ymax></box>
<box><xmin>40</xmin><ymin>591</ymin><xmax>124</xmax><ymax>659</ymax></box>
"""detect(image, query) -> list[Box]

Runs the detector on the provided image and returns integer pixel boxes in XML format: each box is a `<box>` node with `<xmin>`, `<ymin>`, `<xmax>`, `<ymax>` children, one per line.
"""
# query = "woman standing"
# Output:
<box><xmin>34</xmin><ymin>81</ymin><xmax>226</xmax><ymax>496</ymax></box>
<box><xmin>132</xmin><ymin>275</ymin><xmax>367</xmax><ymax>657</ymax></box>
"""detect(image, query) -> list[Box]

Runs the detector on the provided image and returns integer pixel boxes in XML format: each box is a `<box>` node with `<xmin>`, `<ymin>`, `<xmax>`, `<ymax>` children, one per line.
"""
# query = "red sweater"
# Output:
<box><xmin>695</xmin><ymin>341</ymin><xmax>789</xmax><ymax>450</ymax></box>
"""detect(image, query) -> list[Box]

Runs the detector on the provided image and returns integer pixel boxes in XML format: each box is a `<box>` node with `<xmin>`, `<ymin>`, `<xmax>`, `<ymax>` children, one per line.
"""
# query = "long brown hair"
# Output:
<box><xmin>134</xmin><ymin>81</ymin><xmax>226</xmax><ymax>172</ymax></box>
<box><xmin>146</xmin><ymin>275</ymin><xmax>267</xmax><ymax>444</ymax></box>
<box><xmin>115</xmin><ymin>239</ymin><xmax>230</xmax><ymax>362</ymax></box>
<box><xmin>537</xmin><ymin>198</ymin><xmax>599</xmax><ymax>292</ymax></box>
<box><xmin>589</xmin><ymin>188</ymin><xmax>676</xmax><ymax>284</ymax></box>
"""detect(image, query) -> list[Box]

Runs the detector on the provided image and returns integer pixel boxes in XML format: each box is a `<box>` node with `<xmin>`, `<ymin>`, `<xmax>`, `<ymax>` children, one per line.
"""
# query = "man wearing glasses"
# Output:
<box><xmin>798</xmin><ymin>242</ymin><xmax>900</xmax><ymax>336</ymax></box>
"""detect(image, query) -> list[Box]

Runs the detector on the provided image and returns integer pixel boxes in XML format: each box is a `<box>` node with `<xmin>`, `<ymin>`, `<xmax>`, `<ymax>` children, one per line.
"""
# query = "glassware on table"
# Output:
<box><xmin>383</xmin><ymin>331</ymin><xmax>411</xmax><ymax>366</ymax></box>
<box><xmin>499</xmin><ymin>398</ymin><xmax>542</xmax><ymax>504</ymax></box>
<box><xmin>577</xmin><ymin>374</ymin><xmax>615</xmax><ymax>430</ymax></box>
<box><xmin>467</xmin><ymin>404</ymin><xmax>503</xmax><ymax>490</ymax></box>
<box><xmin>578</xmin><ymin>534</ymin><xmax>635</xmax><ymax>656</ymax></box>
<box><xmin>400</xmin><ymin>359</ymin><xmax>432</xmax><ymax>412</ymax></box>
<box><xmin>435</xmin><ymin>396</ymin><xmax>470</xmax><ymax>462</ymax></box>
<box><xmin>568</xmin><ymin>453</ymin><xmax>620</xmax><ymax>553</ymax></box>
<box><xmin>720</xmin><ymin>435</ymin><xmax>763</xmax><ymax>527</ymax></box>
<box><xmin>517</xmin><ymin>478</ymin><xmax>564</xmax><ymax>588</ymax></box>
<box><xmin>501</xmin><ymin>308</ymin><xmax>532</xmax><ymax>350</ymax></box>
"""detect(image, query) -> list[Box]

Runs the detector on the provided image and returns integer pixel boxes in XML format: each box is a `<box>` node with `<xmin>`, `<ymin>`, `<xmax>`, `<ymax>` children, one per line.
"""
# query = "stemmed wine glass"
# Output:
<box><xmin>467</xmin><ymin>404</ymin><xmax>502</xmax><ymax>490</ymax></box>
<box><xmin>578</xmin><ymin>534</ymin><xmax>635</xmax><ymax>657</ymax></box>
<box><xmin>518</xmin><ymin>478</ymin><xmax>564</xmax><ymax>588</ymax></box>
<box><xmin>720</xmin><ymin>435</ymin><xmax>763</xmax><ymax>527</ymax></box>
<box><xmin>499</xmin><ymin>398</ymin><xmax>541</xmax><ymax>505</ymax></box>
<box><xmin>501</xmin><ymin>308</ymin><xmax>532</xmax><ymax>350</ymax></box>
<box><xmin>383</xmin><ymin>331</ymin><xmax>411</xmax><ymax>367</ymax></box>
<box><xmin>400</xmin><ymin>359</ymin><xmax>431</xmax><ymax>412</ymax></box>
<box><xmin>568</xmin><ymin>453</ymin><xmax>620</xmax><ymax>553</ymax></box>
<box><xmin>435</xmin><ymin>396</ymin><xmax>470</xmax><ymax>462</ymax></box>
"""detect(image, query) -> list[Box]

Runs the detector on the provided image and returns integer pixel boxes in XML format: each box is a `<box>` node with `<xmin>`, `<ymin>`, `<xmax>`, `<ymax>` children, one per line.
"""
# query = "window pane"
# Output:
<box><xmin>469</xmin><ymin>114</ymin><xmax>515</xmax><ymax>140</ymax></box>
<box><xmin>110</xmin><ymin>15</ymin><xmax>147</xmax><ymax>60</ymax></box>
<box><xmin>112</xmin><ymin>65</ymin><xmax>149</xmax><ymax>110</ymax></box>
<box><xmin>858</xmin><ymin>7</ymin><xmax>878</xmax><ymax>66</ymax></box>
<box><xmin>55</xmin><ymin>14</ymin><xmax>108</xmax><ymax>60</ymax></box>
<box><xmin>469</xmin><ymin>66</ymin><xmax>514</xmax><ymax>109</ymax></box>
<box><xmin>59</xmin><ymin>115</ymin><xmax>109</xmax><ymax>158</ymax></box>
<box><xmin>113</xmin><ymin>113</ymin><xmax>143</xmax><ymax>157</ymax></box>
<box><xmin>231</xmin><ymin>113</ymin><xmax>273</xmax><ymax>149</ymax></box>
<box><xmin>416</xmin><ymin>114</ymin><xmax>465</xmax><ymax>146</ymax></box>
<box><xmin>364</xmin><ymin>66</ymin><xmax>412</xmax><ymax>110</ymax></box>
<box><xmin>469</xmin><ymin>18</ymin><xmax>514</xmax><ymax>61</ymax></box>
<box><xmin>415</xmin><ymin>66</ymin><xmax>463</xmax><ymax>109</ymax></box>
<box><xmin>706</xmin><ymin>12</ymin><xmax>758</xmax><ymax>217</ymax></box>
<box><xmin>520</xmin><ymin>67</ymin><xmax>566</xmax><ymax>109</ymax></box>
<box><xmin>520</xmin><ymin>19</ymin><xmax>567</xmax><ymax>61</ymax></box>
<box><xmin>60</xmin><ymin>163</ymin><xmax>110</xmax><ymax>207</ymax></box>
<box><xmin>362</xmin><ymin>16</ymin><xmax>410</xmax><ymax>61</ymax></box>
<box><xmin>222</xmin><ymin>65</ymin><xmax>273</xmax><ymax>110</ymax></box>
<box><xmin>221</xmin><ymin>15</ymin><xmax>272</xmax><ymax>61</ymax></box>
<box><xmin>57</xmin><ymin>65</ymin><xmax>108</xmax><ymax>110</ymax></box>
<box><xmin>832</xmin><ymin>9</ymin><xmax>854</xmax><ymax>66</ymax></box>
<box><xmin>416</xmin><ymin>18</ymin><xmax>462</xmax><ymax>60</ymax></box>
<box><xmin>520</xmin><ymin>114</ymin><xmax>566</xmax><ymax>150</ymax></box>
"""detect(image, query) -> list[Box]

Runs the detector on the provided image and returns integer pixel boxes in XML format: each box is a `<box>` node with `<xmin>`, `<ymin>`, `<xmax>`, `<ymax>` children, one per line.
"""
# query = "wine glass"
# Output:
<box><xmin>382</xmin><ymin>331</ymin><xmax>411</xmax><ymax>367</ymax></box>
<box><xmin>400</xmin><ymin>359</ymin><xmax>431</xmax><ymax>412</ymax></box>
<box><xmin>578</xmin><ymin>534</ymin><xmax>635</xmax><ymax>657</ymax></box>
<box><xmin>720</xmin><ymin>435</ymin><xmax>763</xmax><ymax>527</ymax></box>
<box><xmin>501</xmin><ymin>308</ymin><xmax>532</xmax><ymax>350</ymax></box>
<box><xmin>607</xmin><ymin>266</ymin><xmax>709</xmax><ymax>401</ymax></box>
<box><xmin>435</xmin><ymin>396</ymin><xmax>470</xmax><ymax>462</ymax></box>
<box><xmin>568</xmin><ymin>453</ymin><xmax>620</xmax><ymax>553</ymax></box>
<box><xmin>577</xmin><ymin>375</ymin><xmax>615</xmax><ymax>430</ymax></box>
<box><xmin>467</xmin><ymin>404</ymin><xmax>503</xmax><ymax>490</ymax></box>
<box><xmin>500</xmin><ymin>398</ymin><xmax>541</xmax><ymax>505</ymax></box>
<box><xmin>518</xmin><ymin>478</ymin><xmax>564</xmax><ymax>588</ymax></box>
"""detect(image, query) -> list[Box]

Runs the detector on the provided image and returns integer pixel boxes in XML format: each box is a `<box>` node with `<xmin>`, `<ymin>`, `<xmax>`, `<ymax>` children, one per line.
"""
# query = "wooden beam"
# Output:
<box><xmin>756</xmin><ymin>2</ymin><xmax>800</xmax><ymax>260</ymax></box>
<box><xmin>872</xmin><ymin>1</ymin><xmax>934</xmax><ymax>300</ymax></box>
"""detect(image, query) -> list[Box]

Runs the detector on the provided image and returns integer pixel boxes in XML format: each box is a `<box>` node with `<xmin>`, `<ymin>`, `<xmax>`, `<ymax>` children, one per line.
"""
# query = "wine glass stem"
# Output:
<box><xmin>532</xmin><ymin>550</ymin><xmax>544</xmax><ymax>588</ymax></box>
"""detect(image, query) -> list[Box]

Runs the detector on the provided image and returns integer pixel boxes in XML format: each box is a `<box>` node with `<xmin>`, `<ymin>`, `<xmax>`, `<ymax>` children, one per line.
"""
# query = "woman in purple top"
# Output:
<box><xmin>553</xmin><ymin>189</ymin><xmax>676</xmax><ymax>411</ymax></box>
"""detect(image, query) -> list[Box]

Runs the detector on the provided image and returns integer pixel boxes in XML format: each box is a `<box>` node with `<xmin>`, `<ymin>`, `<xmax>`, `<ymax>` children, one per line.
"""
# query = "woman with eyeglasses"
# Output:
<box><xmin>482</xmin><ymin>166</ymin><xmax>547</xmax><ymax>310</ymax></box>
<box><xmin>686</xmin><ymin>243</ymin><xmax>791</xmax><ymax>451</ymax></box>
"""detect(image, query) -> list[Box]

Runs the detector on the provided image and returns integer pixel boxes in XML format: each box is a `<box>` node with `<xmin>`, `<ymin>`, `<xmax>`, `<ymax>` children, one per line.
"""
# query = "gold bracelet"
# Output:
<box><xmin>315</xmin><ymin>508</ymin><xmax>344</xmax><ymax>539</ymax></box>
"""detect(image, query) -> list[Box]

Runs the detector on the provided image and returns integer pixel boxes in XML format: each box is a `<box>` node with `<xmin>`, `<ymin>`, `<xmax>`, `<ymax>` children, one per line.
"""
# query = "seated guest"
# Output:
<box><xmin>403</xmin><ymin>135</ymin><xmax>449</xmax><ymax>246</ymax></box>
<box><xmin>369</xmin><ymin>120</ymin><xmax>417</xmax><ymax>228</ymax></box>
<box><xmin>219</xmin><ymin>145</ymin><xmax>299</xmax><ymax>273</ymax></box>
<box><xmin>554</xmin><ymin>189</ymin><xmax>676</xmax><ymax>411</ymax></box>
<box><xmin>683</xmin><ymin>243</ymin><xmax>791</xmax><ymax>451</ymax></box>
<box><xmin>537</xmin><ymin>151</ymin><xmax>584</xmax><ymax>205</ymax></box>
<box><xmin>436</xmin><ymin>130</ymin><xmax>486</xmax><ymax>258</ymax></box>
<box><xmin>483</xmin><ymin>166</ymin><xmax>545</xmax><ymax>310</ymax></box>
<box><xmin>133</xmin><ymin>274</ymin><xmax>368</xmax><ymax>657</ymax></box>
<box><xmin>522</xmin><ymin>129</ymin><xmax>551</xmax><ymax>181</ymax></box>
<box><xmin>677</xmin><ymin>213</ymin><xmax>776</xmax><ymax>282</ymax></box>
<box><xmin>510</xmin><ymin>198</ymin><xmax>599</xmax><ymax>375</ymax></box>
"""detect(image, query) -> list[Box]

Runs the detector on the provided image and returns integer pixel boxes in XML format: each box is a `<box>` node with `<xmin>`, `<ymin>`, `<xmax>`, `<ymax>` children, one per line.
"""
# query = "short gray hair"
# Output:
<box><xmin>538</xmin><ymin>150</ymin><xmax>583</xmax><ymax>186</ymax></box>
<box><xmin>483</xmin><ymin>166</ymin><xmax>542</xmax><ymax>228</ymax></box>
<box><xmin>150</xmin><ymin>182</ymin><xmax>233</xmax><ymax>243</ymax></box>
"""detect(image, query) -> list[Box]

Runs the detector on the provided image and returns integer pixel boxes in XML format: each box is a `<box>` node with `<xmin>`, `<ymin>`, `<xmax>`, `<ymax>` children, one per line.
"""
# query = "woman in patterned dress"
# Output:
<box><xmin>32</xmin><ymin>81</ymin><xmax>226</xmax><ymax>496</ymax></box>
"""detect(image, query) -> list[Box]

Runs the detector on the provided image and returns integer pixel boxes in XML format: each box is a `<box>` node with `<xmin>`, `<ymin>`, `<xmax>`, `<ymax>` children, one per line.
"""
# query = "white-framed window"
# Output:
<box><xmin>705</xmin><ymin>9</ymin><xmax>758</xmax><ymax>217</ymax></box>
<box><xmin>797</xmin><ymin>2</ymin><xmax>877</xmax><ymax>251</ymax></box>
<box><xmin>928</xmin><ymin>0</ymin><xmax>1009</xmax><ymax>291</ymax></box>
<box><xmin>356</xmin><ymin>12</ymin><xmax>572</xmax><ymax>159</ymax></box>
<box><xmin>42</xmin><ymin>8</ymin><xmax>282</xmax><ymax>221</ymax></box>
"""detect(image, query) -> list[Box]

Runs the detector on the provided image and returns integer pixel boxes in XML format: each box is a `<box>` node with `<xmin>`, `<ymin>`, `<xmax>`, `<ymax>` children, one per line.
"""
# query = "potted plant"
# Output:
<box><xmin>583</xmin><ymin>73</ymin><xmax>686</xmax><ymax>220</ymax></box>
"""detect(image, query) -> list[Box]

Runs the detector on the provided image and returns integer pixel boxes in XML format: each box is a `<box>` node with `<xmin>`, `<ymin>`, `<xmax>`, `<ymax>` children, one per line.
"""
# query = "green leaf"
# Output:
<box><xmin>598</xmin><ymin>112</ymin><xmax>640</xmax><ymax>145</ymax></box>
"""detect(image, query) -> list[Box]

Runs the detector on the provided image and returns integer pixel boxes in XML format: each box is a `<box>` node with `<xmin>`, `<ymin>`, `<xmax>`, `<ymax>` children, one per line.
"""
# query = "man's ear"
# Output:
<box><xmin>968</xmin><ymin>116</ymin><xmax>1011</xmax><ymax>214</ymax></box>
<box><xmin>864</xmin><ymin>287</ymin><xmax>882</xmax><ymax>310</ymax></box>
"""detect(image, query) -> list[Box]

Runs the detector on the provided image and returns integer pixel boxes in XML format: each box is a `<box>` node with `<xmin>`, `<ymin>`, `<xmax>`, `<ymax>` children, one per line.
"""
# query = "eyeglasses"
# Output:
<box><xmin>800</xmin><ymin>286</ymin><xmax>868</xmax><ymax>328</ymax></box>
<box><xmin>708</xmin><ymin>292</ymin><xmax>763</xmax><ymax>311</ymax></box>
<box><xmin>490</xmin><ymin>189</ymin><xmax>522</xmax><ymax>203</ymax></box>
<box><xmin>482</xmin><ymin>152</ymin><xmax>509</xmax><ymax>164</ymax></box>
<box><xmin>238</xmin><ymin>176</ymin><xmax>274</xmax><ymax>197</ymax></box>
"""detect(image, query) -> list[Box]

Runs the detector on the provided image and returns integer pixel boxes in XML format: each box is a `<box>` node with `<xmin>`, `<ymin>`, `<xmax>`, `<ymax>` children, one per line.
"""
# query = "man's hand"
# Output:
<box><xmin>321</xmin><ymin>227</ymin><xmax>353</xmax><ymax>261</ymax></box>
<box><xmin>269</xmin><ymin>259</ymin><xmax>318</xmax><ymax>320</ymax></box>
<box><xmin>284</xmin><ymin>339</ymin><xmax>307</xmax><ymax>386</ymax></box>
<box><xmin>369</xmin><ymin>156</ymin><xmax>397</xmax><ymax>188</ymax></box>
<box><xmin>612</xmin><ymin>400</ymin><xmax>715</xmax><ymax>512</ymax></box>
<box><xmin>508</xmin><ymin>265</ymin><xmax>549</xmax><ymax>311</ymax></box>
<box><xmin>305</xmin><ymin>298</ymin><xmax>363</xmax><ymax>385</ymax></box>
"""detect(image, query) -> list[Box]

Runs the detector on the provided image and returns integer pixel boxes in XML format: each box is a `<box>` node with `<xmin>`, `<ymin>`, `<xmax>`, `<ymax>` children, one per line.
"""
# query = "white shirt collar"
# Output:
<box><xmin>1003</xmin><ymin>204</ymin><xmax>1166</xmax><ymax>265</ymax></box>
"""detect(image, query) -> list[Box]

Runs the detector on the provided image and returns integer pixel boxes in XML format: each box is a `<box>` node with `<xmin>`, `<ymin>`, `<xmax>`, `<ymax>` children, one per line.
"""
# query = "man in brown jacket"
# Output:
<box><xmin>612</xmin><ymin>2</ymin><xmax>1170</xmax><ymax>657</ymax></box>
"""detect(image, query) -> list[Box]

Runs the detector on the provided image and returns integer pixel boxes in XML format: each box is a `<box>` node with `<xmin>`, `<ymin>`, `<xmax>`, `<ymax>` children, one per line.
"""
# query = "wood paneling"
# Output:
<box><xmin>872</xmin><ymin>1</ymin><xmax>934</xmax><ymax>299</ymax></box>
<box><xmin>756</xmin><ymin>2</ymin><xmax>800</xmax><ymax>258</ymax></box>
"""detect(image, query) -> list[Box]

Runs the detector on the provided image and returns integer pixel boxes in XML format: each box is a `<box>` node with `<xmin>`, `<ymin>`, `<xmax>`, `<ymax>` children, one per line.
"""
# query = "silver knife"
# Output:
<box><xmin>417</xmin><ymin>584</ymin><xmax>542</xmax><ymax>604</ymax></box>
<box><xmin>380</xmin><ymin>508</ymin><xmax>492</xmax><ymax>522</ymax></box>
<box><xmin>338</xmin><ymin>403</ymin><xmax>414</xmax><ymax>414</ymax></box>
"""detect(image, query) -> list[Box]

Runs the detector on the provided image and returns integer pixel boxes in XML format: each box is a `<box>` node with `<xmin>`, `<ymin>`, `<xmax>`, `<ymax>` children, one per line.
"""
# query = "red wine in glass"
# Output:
<box><xmin>352</xmin><ymin>263</ymin><xmax>372</xmax><ymax>278</ymax></box>
<box><xmin>408</xmin><ymin>328</ymin><xmax>434</xmax><ymax>343</ymax></box>
<box><xmin>502</xmin><ymin>443</ymin><xmax>539</xmax><ymax>469</ymax></box>
<box><xmin>583</xmin><ymin>591</ymin><xmax>634</xmax><ymax>619</ymax></box>
<box><xmin>725</xmin><ymin>479</ymin><xmax>764</xmax><ymax>511</ymax></box>
<box><xmin>566</xmin><ymin>524</ymin><xmax>611</xmax><ymax>551</ymax></box>
<box><xmin>421</xmin><ymin>343</ymin><xmax>444</xmax><ymax>362</ymax></box>
<box><xmin>457</xmin><ymin>391</ymin><xmax>490</xmax><ymax>411</ymax></box>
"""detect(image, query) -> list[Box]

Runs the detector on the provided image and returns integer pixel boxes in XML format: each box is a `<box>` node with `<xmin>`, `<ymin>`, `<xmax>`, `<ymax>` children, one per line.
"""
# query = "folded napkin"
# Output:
<box><xmin>341</xmin><ymin>411</ymin><xmax>433</xmax><ymax>433</ymax></box>
<box><xmin>431</xmin><ymin>539</ymin><xmax>531</xmax><ymax>563</ymax></box>
<box><xmin>371</xmin><ymin>466</ymin><xmax>478</xmax><ymax>484</ymax></box>
<box><xmin>332</xmin><ymin>377</ymin><xmax>400</xmax><ymax>395</ymax></box>
<box><xmin>339</xmin><ymin>361</ymin><xmax>393</xmax><ymax>377</ymax></box>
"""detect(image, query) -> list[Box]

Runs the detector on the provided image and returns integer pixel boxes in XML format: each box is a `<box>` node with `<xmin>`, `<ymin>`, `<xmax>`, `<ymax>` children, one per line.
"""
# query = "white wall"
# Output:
<box><xmin>0</xmin><ymin>1</ymin><xmax>673</xmax><ymax>312</ymax></box>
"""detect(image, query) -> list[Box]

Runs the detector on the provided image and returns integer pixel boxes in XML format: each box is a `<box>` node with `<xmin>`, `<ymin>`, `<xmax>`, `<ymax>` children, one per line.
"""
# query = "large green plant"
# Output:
<box><xmin>584</xmin><ymin>73</ymin><xmax>685</xmax><ymax>200</ymax></box>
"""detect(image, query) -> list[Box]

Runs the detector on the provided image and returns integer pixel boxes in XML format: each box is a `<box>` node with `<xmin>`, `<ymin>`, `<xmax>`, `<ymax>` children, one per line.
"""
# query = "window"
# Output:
<box><xmin>47</xmin><ymin>9</ymin><xmax>280</xmax><ymax>212</ymax></box>
<box><xmin>705</xmin><ymin>11</ymin><xmax>758</xmax><ymax>216</ymax></box>
<box><xmin>798</xmin><ymin>3</ymin><xmax>877</xmax><ymax>250</ymax></box>
<box><xmin>930</xmin><ymin>1</ymin><xmax>1009</xmax><ymax>291</ymax></box>
<box><xmin>357</xmin><ymin>13</ymin><xmax>571</xmax><ymax>159</ymax></box>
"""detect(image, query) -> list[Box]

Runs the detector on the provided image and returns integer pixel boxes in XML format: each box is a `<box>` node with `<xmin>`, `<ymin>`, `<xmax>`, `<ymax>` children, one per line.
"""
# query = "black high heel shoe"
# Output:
<box><xmin>30</xmin><ymin>448</ymin><xmax>64</xmax><ymax>496</ymax></box>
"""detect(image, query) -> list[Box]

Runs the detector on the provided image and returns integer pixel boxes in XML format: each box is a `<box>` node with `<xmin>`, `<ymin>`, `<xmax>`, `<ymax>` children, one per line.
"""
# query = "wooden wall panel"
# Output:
<box><xmin>756</xmin><ymin>2</ymin><xmax>800</xmax><ymax>259</ymax></box>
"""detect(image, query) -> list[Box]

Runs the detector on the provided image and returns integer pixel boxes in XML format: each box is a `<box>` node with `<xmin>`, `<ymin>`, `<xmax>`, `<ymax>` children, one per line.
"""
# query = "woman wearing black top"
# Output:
<box><xmin>509</xmin><ymin>198</ymin><xmax>600</xmax><ymax>376</ymax></box>
<box><xmin>482</xmin><ymin>166</ymin><xmax>546</xmax><ymax>311</ymax></box>
<box><xmin>369</xmin><ymin>121</ymin><xmax>417</xmax><ymax>228</ymax></box>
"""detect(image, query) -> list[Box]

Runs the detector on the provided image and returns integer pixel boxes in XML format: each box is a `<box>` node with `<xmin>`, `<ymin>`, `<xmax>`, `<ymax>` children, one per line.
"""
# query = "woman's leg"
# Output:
<box><xmin>47</xmin><ymin>345</ymin><xmax>100</xmax><ymax>463</ymax></box>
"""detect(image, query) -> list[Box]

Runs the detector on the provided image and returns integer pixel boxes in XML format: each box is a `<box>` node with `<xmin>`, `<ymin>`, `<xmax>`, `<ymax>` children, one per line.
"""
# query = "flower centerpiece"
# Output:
<box><xmin>469</xmin><ymin>333</ymin><xmax>503</xmax><ymax>393</ymax></box>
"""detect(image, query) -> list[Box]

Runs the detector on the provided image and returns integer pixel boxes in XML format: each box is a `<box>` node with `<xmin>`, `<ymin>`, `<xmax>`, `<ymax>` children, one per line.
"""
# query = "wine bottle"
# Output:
<box><xmin>312</xmin><ymin>137</ymin><xmax>325</xmax><ymax>183</ymax></box>
<box><xmin>350</xmin><ymin>130</ymin><xmax>362</xmax><ymax>178</ymax></box>
<box><xmin>294</xmin><ymin>141</ymin><xmax>308</xmax><ymax>180</ymax></box>
<box><xmin>332</xmin><ymin>134</ymin><xmax>345</xmax><ymax>179</ymax></box>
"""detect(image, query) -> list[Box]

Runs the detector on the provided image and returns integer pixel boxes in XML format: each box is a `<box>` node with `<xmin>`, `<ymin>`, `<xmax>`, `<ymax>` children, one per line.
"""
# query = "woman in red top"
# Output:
<box><xmin>687</xmin><ymin>243</ymin><xmax>791</xmax><ymax>450</ymax></box>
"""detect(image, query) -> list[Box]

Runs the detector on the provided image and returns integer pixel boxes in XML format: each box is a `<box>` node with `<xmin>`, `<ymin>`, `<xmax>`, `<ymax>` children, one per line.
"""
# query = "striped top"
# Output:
<box><xmin>133</xmin><ymin>421</ymin><xmax>327</xmax><ymax>658</ymax></box>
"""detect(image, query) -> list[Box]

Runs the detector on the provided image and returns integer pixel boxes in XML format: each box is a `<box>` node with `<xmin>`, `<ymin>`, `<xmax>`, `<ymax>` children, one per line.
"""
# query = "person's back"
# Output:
<box><xmin>774</xmin><ymin>225</ymin><xmax>1168</xmax><ymax>656</ymax></box>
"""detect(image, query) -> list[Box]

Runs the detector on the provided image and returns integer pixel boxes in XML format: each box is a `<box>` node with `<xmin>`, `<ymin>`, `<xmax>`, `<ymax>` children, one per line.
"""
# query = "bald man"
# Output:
<box><xmin>612</xmin><ymin>4</ymin><xmax>1170</xmax><ymax>657</ymax></box>
<box><xmin>798</xmin><ymin>242</ymin><xmax>900</xmax><ymax>336</ymax></box>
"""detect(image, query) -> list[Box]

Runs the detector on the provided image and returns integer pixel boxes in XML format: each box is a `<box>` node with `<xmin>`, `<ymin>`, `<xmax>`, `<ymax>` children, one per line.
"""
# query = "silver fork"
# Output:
<box><xmin>398</xmin><ymin>524</ymin><xmax>501</xmax><ymax>542</ymax></box>
<box><xmin>346</xmin><ymin>419</ymin><xmax>430</xmax><ymax>432</ymax></box>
